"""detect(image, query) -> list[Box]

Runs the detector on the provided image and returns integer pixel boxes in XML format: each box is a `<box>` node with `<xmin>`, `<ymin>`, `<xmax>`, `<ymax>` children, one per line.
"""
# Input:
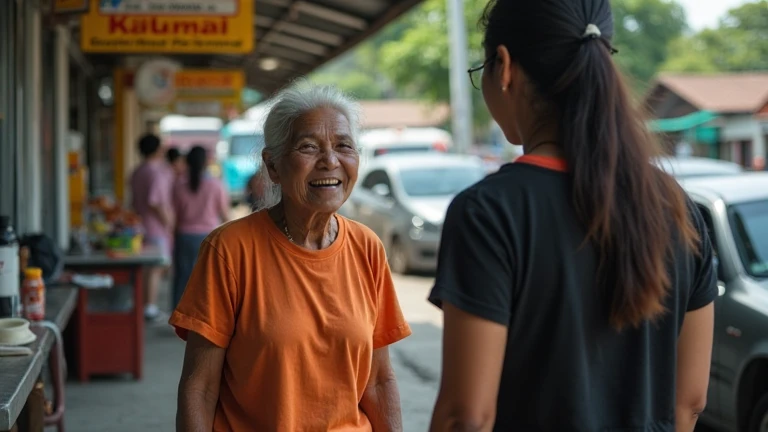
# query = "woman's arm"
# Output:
<box><xmin>430</xmin><ymin>304</ymin><xmax>508</xmax><ymax>432</ymax></box>
<box><xmin>360</xmin><ymin>346</ymin><xmax>403</xmax><ymax>432</ymax></box>
<box><xmin>177</xmin><ymin>331</ymin><xmax>227</xmax><ymax>432</ymax></box>
<box><xmin>675</xmin><ymin>303</ymin><xmax>714</xmax><ymax>432</ymax></box>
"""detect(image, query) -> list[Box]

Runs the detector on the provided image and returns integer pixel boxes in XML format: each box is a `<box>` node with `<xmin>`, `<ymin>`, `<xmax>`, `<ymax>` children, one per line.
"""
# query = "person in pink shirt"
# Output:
<box><xmin>130</xmin><ymin>134</ymin><xmax>174</xmax><ymax>322</ymax></box>
<box><xmin>171</xmin><ymin>145</ymin><xmax>230</xmax><ymax>309</ymax></box>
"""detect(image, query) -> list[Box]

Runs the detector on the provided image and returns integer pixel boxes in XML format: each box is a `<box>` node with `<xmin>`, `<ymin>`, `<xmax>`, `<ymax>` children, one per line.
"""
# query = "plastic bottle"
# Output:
<box><xmin>22</xmin><ymin>267</ymin><xmax>45</xmax><ymax>321</ymax></box>
<box><xmin>0</xmin><ymin>216</ymin><xmax>20</xmax><ymax>318</ymax></box>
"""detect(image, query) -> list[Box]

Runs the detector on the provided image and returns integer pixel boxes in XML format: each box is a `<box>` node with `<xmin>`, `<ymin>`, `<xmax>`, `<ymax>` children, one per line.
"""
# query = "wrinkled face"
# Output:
<box><xmin>266</xmin><ymin>107</ymin><xmax>359</xmax><ymax>214</ymax></box>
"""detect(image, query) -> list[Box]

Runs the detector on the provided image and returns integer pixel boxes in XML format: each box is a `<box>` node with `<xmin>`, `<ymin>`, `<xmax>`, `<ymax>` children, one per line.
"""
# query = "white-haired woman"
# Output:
<box><xmin>170</xmin><ymin>81</ymin><xmax>411</xmax><ymax>432</ymax></box>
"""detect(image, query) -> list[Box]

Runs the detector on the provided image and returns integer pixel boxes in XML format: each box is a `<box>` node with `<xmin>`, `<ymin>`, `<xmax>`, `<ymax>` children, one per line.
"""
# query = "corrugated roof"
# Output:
<box><xmin>651</xmin><ymin>73</ymin><xmax>768</xmax><ymax>114</ymax></box>
<box><xmin>359</xmin><ymin>100</ymin><xmax>450</xmax><ymax>129</ymax></box>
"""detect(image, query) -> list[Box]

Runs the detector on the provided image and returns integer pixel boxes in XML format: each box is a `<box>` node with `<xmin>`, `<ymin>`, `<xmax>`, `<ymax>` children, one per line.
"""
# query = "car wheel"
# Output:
<box><xmin>749</xmin><ymin>393</ymin><xmax>768</xmax><ymax>432</ymax></box>
<box><xmin>389</xmin><ymin>239</ymin><xmax>410</xmax><ymax>275</ymax></box>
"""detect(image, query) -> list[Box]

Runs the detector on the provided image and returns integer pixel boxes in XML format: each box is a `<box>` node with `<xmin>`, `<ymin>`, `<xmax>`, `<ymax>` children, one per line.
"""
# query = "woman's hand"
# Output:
<box><xmin>360</xmin><ymin>346</ymin><xmax>403</xmax><ymax>432</ymax></box>
<box><xmin>177</xmin><ymin>331</ymin><xmax>226</xmax><ymax>432</ymax></box>
<box><xmin>430</xmin><ymin>304</ymin><xmax>508</xmax><ymax>432</ymax></box>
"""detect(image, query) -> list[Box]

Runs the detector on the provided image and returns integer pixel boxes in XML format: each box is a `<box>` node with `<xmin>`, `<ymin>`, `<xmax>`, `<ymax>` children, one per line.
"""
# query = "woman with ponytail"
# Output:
<box><xmin>428</xmin><ymin>1</ymin><xmax>716</xmax><ymax>431</ymax></box>
<box><xmin>171</xmin><ymin>146</ymin><xmax>229</xmax><ymax>309</ymax></box>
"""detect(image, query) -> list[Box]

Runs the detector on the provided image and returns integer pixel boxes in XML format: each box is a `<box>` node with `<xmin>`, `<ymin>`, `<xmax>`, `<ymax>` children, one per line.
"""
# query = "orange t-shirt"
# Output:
<box><xmin>169</xmin><ymin>210</ymin><xmax>412</xmax><ymax>431</ymax></box>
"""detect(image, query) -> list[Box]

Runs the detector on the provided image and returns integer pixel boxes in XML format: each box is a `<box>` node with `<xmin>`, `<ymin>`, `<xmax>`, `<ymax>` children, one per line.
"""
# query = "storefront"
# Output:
<box><xmin>0</xmin><ymin>0</ymin><xmax>95</xmax><ymax>250</ymax></box>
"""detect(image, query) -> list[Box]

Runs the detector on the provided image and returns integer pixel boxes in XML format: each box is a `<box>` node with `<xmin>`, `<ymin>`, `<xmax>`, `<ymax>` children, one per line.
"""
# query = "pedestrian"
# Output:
<box><xmin>170</xmin><ymin>145</ymin><xmax>229</xmax><ymax>310</ymax></box>
<box><xmin>244</xmin><ymin>171</ymin><xmax>265</xmax><ymax>210</ymax></box>
<box><xmin>171</xmin><ymin>82</ymin><xmax>411</xmax><ymax>431</ymax></box>
<box><xmin>165</xmin><ymin>147</ymin><xmax>186</xmax><ymax>178</ymax></box>
<box><xmin>428</xmin><ymin>1</ymin><xmax>716</xmax><ymax>431</ymax></box>
<box><xmin>129</xmin><ymin>133</ymin><xmax>174</xmax><ymax>322</ymax></box>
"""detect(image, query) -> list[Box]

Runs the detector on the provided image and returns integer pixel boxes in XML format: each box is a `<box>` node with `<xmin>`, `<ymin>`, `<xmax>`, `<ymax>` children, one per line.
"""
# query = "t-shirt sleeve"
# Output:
<box><xmin>686</xmin><ymin>202</ymin><xmax>718</xmax><ymax>311</ymax></box>
<box><xmin>428</xmin><ymin>191</ymin><xmax>514</xmax><ymax>326</ymax></box>
<box><xmin>371</xmin><ymin>239</ymin><xmax>412</xmax><ymax>349</ymax></box>
<box><xmin>169</xmin><ymin>239</ymin><xmax>239</xmax><ymax>348</ymax></box>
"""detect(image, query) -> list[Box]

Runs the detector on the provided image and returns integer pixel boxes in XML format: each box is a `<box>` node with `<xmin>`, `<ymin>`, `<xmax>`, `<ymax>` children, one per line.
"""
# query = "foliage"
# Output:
<box><xmin>610</xmin><ymin>0</ymin><xmax>687</xmax><ymax>88</ymax></box>
<box><xmin>662</xmin><ymin>1</ymin><xmax>768</xmax><ymax>73</ymax></box>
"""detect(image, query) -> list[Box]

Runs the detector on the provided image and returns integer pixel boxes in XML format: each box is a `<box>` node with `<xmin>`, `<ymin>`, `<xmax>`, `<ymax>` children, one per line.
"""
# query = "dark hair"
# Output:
<box><xmin>166</xmin><ymin>148</ymin><xmax>181</xmax><ymax>164</ymax></box>
<box><xmin>138</xmin><ymin>134</ymin><xmax>161</xmax><ymax>157</ymax></box>
<box><xmin>186</xmin><ymin>146</ymin><xmax>207</xmax><ymax>193</ymax></box>
<box><xmin>481</xmin><ymin>0</ymin><xmax>698</xmax><ymax>330</ymax></box>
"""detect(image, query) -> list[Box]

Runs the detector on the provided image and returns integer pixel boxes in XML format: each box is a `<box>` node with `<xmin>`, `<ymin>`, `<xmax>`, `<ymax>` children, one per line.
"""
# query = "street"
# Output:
<box><xmin>63</xmin><ymin>272</ymin><xmax>443</xmax><ymax>431</ymax></box>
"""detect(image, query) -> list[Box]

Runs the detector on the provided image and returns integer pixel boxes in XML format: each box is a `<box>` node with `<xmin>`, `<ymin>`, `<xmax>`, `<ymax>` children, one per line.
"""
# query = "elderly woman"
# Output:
<box><xmin>170</xmin><ymin>82</ymin><xmax>411</xmax><ymax>432</ymax></box>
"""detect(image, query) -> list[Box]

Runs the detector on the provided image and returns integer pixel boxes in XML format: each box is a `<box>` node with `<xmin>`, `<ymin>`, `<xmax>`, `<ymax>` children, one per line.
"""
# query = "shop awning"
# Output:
<box><xmin>648</xmin><ymin>110</ymin><xmax>719</xmax><ymax>133</ymax></box>
<box><xmin>72</xmin><ymin>0</ymin><xmax>424</xmax><ymax>95</ymax></box>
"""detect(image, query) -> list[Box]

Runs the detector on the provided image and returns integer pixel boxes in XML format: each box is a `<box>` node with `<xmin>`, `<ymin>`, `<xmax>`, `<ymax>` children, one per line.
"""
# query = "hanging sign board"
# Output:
<box><xmin>80</xmin><ymin>0</ymin><xmax>254</xmax><ymax>54</ymax></box>
<box><xmin>53</xmin><ymin>0</ymin><xmax>90</xmax><ymax>14</ymax></box>
<box><xmin>97</xmin><ymin>0</ymin><xmax>237</xmax><ymax>15</ymax></box>
<box><xmin>174</xmin><ymin>70</ymin><xmax>244</xmax><ymax>101</ymax></box>
<box><xmin>172</xmin><ymin>69</ymin><xmax>245</xmax><ymax>117</ymax></box>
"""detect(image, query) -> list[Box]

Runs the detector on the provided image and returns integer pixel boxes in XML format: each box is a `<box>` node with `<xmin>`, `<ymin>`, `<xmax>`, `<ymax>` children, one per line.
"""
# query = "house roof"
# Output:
<box><xmin>359</xmin><ymin>100</ymin><xmax>450</xmax><ymax>129</ymax></box>
<box><xmin>649</xmin><ymin>73</ymin><xmax>768</xmax><ymax>114</ymax></box>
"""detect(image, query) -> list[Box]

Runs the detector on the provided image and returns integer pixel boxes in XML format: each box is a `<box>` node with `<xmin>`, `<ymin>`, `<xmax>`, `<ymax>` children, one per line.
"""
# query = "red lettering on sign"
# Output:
<box><xmin>108</xmin><ymin>16</ymin><xmax>229</xmax><ymax>36</ymax></box>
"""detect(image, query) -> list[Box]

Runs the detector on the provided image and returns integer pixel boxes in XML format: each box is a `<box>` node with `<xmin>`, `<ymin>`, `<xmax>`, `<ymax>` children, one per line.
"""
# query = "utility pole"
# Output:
<box><xmin>447</xmin><ymin>0</ymin><xmax>473</xmax><ymax>154</ymax></box>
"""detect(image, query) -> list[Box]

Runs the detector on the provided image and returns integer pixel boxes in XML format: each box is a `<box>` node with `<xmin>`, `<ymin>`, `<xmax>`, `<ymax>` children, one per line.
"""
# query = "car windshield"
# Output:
<box><xmin>399</xmin><ymin>166</ymin><xmax>485</xmax><ymax>197</ymax></box>
<box><xmin>229</xmin><ymin>134</ymin><xmax>264</xmax><ymax>157</ymax></box>
<box><xmin>729</xmin><ymin>199</ymin><xmax>768</xmax><ymax>278</ymax></box>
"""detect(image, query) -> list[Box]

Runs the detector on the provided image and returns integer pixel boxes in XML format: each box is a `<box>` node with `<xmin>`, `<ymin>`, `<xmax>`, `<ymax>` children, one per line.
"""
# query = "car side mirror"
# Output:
<box><xmin>371</xmin><ymin>183</ymin><xmax>391</xmax><ymax>198</ymax></box>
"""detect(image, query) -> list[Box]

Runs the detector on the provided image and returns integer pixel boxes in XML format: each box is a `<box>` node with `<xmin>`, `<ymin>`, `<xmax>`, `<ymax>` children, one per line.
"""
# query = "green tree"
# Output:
<box><xmin>662</xmin><ymin>1</ymin><xmax>768</xmax><ymax>73</ymax></box>
<box><xmin>610</xmin><ymin>0</ymin><xmax>687</xmax><ymax>87</ymax></box>
<box><xmin>378</xmin><ymin>0</ymin><xmax>491</xmax><ymax>133</ymax></box>
<box><xmin>376</xmin><ymin>0</ymin><xmax>686</xmax><ymax>131</ymax></box>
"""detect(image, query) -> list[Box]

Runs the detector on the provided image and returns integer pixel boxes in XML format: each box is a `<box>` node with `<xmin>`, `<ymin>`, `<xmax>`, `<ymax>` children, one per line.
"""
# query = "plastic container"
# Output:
<box><xmin>0</xmin><ymin>216</ymin><xmax>20</xmax><ymax>318</ymax></box>
<box><xmin>22</xmin><ymin>267</ymin><xmax>45</xmax><ymax>321</ymax></box>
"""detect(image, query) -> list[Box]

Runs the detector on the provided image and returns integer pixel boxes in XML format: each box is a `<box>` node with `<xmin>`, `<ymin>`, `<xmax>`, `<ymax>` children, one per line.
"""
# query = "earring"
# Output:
<box><xmin>501</xmin><ymin>86</ymin><xmax>507</xmax><ymax>92</ymax></box>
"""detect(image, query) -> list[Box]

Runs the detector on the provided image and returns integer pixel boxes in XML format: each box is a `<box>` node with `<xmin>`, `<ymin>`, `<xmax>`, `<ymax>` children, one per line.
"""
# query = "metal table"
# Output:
<box><xmin>0</xmin><ymin>286</ymin><xmax>78</xmax><ymax>431</ymax></box>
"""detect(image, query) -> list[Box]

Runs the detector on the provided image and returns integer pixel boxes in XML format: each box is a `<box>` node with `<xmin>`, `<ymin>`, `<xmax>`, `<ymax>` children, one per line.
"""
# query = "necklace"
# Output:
<box><xmin>282</xmin><ymin>216</ymin><xmax>338</xmax><ymax>246</ymax></box>
<box><xmin>282</xmin><ymin>217</ymin><xmax>294</xmax><ymax>243</ymax></box>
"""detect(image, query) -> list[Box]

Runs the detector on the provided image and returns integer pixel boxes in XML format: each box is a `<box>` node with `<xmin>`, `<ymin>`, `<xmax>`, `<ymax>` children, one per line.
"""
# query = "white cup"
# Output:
<box><xmin>0</xmin><ymin>318</ymin><xmax>36</xmax><ymax>346</ymax></box>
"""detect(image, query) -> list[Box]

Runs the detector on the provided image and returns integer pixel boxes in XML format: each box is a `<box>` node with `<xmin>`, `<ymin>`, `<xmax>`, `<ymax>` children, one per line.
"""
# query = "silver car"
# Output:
<box><xmin>341</xmin><ymin>153</ymin><xmax>486</xmax><ymax>273</ymax></box>
<box><xmin>657</xmin><ymin>156</ymin><xmax>743</xmax><ymax>179</ymax></box>
<box><xmin>681</xmin><ymin>173</ymin><xmax>768</xmax><ymax>432</ymax></box>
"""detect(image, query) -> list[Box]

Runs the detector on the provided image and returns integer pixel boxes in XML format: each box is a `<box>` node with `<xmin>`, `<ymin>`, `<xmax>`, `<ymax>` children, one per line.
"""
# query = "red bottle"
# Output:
<box><xmin>22</xmin><ymin>267</ymin><xmax>45</xmax><ymax>321</ymax></box>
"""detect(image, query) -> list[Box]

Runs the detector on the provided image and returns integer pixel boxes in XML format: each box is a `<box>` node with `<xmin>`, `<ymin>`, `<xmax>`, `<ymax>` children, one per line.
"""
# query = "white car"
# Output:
<box><xmin>655</xmin><ymin>156</ymin><xmax>743</xmax><ymax>179</ymax></box>
<box><xmin>358</xmin><ymin>127</ymin><xmax>453</xmax><ymax>167</ymax></box>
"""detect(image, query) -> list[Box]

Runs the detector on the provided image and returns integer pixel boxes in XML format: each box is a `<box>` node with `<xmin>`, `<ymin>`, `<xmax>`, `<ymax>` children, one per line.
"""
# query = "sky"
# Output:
<box><xmin>677</xmin><ymin>0</ymin><xmax>751</xmax><ymax>30</ymax></box>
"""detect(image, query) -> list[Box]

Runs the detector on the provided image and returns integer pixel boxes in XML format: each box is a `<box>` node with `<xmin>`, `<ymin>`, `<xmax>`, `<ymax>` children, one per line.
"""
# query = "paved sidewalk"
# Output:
<box><xmin>62</xmin><ymin>277</ymin><xmax>443</xmax><ymax>431</ymax></box>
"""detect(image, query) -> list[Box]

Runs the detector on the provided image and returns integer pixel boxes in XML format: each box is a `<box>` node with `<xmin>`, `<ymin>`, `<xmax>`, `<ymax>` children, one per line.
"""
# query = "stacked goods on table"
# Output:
<box><xmin>87</xmin><ymin>198</ymin><xmax>144</xmax><ymax>257</ymax></box>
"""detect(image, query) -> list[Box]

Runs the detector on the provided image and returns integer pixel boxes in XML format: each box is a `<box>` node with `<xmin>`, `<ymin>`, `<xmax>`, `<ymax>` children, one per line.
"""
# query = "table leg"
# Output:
<box><xmin>76</xmin><ymin>289</ymin><xmax>89</xmax><ymax>383</ymax></box>
<box><xmin>133</xmin><ymin>266</ymin><xmax>144</xmax><ymax>380</ymax></box>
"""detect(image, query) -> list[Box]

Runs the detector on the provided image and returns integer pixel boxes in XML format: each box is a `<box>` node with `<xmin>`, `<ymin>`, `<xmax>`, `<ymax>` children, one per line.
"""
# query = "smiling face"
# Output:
<box><xmin>265</xmin><ymin>107</ymin><xmax>359</xmax><ymax>215</ymax></box>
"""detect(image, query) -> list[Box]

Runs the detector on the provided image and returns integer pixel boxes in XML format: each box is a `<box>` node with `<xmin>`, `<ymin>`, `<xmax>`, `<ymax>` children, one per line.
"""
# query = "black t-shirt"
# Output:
<box><xmin>428</xmin><ymin>156</ymin><xmax>717</xmax><ymax>432</ymax></box>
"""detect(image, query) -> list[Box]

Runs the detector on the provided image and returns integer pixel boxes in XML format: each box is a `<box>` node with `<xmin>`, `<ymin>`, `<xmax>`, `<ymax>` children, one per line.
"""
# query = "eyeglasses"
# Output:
<box><xmin>467</xmin><ymin>54</ymin><xmax>496</xmax><ymax>90</ymax></box>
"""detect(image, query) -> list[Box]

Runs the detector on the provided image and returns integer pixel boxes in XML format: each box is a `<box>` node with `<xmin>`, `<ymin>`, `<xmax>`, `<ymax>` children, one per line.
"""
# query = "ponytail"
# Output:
<box><xmin>186</xmin><ymin>146</ymin><xmax>207</xmax><ymax>194</ymax></box>
<box><xmin>554</xmin><ymin>40</ymin><xmax>699</xmax><ymax>330</ymax></box>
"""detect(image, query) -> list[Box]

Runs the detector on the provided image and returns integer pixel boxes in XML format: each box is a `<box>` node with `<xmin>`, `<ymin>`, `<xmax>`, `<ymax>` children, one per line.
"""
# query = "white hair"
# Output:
<box><xmin>252</xmin><ymin>79</ymin><xmax>362</xmax><ymax>212</ymax></box>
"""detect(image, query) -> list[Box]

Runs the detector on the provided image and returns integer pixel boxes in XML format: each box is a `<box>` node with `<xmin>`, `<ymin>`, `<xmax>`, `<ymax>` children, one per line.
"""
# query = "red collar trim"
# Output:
<box><xmin>515</xmin><ymin>155</ymin><xmax>568</xmax><ymax>172</ymax></box>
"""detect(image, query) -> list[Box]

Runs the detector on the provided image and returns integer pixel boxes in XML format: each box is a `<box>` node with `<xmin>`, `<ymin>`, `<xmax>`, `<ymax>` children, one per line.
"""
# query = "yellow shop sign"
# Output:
<box><xmin>80</xmin><ymin>0</ymin><xmax>254</xmax><ymax>54</ymax></box>
<box><xmin>174</xmin><ymin>70</ymin><xmax>245</xmax><ymax>101</ymax></box>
